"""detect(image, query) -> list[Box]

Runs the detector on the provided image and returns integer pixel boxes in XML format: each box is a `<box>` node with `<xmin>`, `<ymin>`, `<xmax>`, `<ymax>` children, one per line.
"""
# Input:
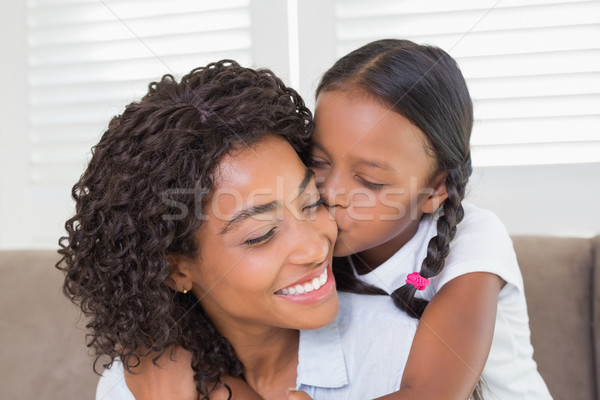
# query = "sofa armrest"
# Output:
<box><xmin>512</xmin><ymin>235</ymin><xmax>599</xmax><ymax>400</ymax></box>
<box><xmin>592</xmin><ymin>234</ymin><xmax>600</xmax><ymax>394</ymax></box>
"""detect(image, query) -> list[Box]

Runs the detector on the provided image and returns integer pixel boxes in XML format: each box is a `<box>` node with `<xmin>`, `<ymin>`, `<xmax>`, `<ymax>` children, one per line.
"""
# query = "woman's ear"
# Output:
<box><xmin>165</xmin><ymin>254</ymin><xmax>194</xmax><ymax>294</ymax></box>
<box><xmin>420</xmin><ymin>171</ymin><xmax>449</xmax><ymax>214</ymax></box>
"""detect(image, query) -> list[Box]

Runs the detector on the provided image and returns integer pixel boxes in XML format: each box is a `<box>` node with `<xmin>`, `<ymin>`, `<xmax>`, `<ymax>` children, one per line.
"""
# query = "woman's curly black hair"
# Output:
<box><xmin>56</xmin><ymin>60</ymin><xmax>313</xmax><ymax>398</ymax></box>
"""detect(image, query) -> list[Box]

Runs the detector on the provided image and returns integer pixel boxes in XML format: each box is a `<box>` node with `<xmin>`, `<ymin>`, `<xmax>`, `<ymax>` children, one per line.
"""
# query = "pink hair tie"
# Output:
<box><xmin>406</xmin><ymin>272</ymin><xmax>430</xmax><ymax>291</ymax></box>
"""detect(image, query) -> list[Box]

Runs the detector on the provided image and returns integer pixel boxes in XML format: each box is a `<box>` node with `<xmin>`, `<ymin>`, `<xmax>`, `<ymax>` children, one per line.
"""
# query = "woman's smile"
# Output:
<box><xmin>274</xmin><ymin>263</ymin><xmax>336</xmax><ymax>305</ymax></box>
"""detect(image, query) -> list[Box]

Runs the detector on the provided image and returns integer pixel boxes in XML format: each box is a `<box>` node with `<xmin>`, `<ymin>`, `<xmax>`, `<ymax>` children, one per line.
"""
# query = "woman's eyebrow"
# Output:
<box><xmin>219</xmin><ymin>168</ymin><xmax>314</xmax><ymax>235</ymax></box>
<box><xmin>220</xmin><ymin>201</ymin><xmax>279</xmax><ymax>235</ymax></box>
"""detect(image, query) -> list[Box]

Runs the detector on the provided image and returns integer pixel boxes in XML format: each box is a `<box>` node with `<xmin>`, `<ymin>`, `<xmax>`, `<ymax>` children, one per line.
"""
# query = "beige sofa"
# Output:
<box><xmin>1</xmin><ymin>235</ymin><xmax>599</xmax><ymax>399</ymax></box>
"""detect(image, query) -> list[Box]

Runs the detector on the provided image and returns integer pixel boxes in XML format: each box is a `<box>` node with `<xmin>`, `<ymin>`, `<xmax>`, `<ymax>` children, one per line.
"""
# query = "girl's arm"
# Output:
<box><xmin>124</xmin><ymin>347</ymin><xmax>263</xmax><ymax>400</ymax></box>
<box><xmin>377</xmin><ymin>271</ymin><xmax>504</xmax><ymax>399</ymax></box>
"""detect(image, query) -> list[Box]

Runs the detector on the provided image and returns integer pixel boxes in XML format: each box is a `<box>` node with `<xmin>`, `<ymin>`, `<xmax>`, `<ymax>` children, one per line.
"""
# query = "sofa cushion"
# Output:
<box><xmin>0</xmin><ymin>251</ymin><xmax>98</xmax><ymax>399</ymax></box>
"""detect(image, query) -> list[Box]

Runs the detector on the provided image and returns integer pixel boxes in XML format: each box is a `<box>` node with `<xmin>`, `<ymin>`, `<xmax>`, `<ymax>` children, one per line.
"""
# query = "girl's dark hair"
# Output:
<box><xmin>319</xmin><ymin>39</ymin><xmax>480</xmax><ymax>398</ymax></box>
<box><xmin>57</xmin><ymin>60</ymin><xmax>313</xmax><ymax>398</ymax></box>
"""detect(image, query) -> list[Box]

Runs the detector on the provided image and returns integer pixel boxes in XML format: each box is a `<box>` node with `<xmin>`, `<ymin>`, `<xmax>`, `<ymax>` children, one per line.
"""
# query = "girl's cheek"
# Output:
<box><xmin>346</xmin><ymin>190</ymin><xmax>378</xmax><ymax>221</ymax></box>
<box><xmin>377</xmin><ymin>190</ymin><xmax>411</xmax><ymax>218</ymax></box>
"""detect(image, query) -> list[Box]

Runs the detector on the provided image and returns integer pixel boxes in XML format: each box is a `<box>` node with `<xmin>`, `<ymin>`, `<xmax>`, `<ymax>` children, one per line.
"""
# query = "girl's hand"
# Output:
<box><xmin>124</xmin><ymin>347</ymin><xmax>196</xmax><ymax>400</ymax></box>
<box><xmin>286</xmin><ymin>389</ymin><xmax>314</xmax><ymax>400</ymax></box>
<box><xmin>124</xmin><ymin>346</ymin><xmax>264</xmax><ymax>400</ymax></box>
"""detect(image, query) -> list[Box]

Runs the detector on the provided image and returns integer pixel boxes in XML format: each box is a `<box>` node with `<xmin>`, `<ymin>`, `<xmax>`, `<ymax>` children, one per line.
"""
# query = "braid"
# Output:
<box><xmin>391</xmin><ymin>158</ymin><xmax>484</xmax><ymax>400</ymax></box>
<box><xmin>390</xmin><ymin>157</ymin><xmax>471</xmax><ymax>318</ymax></box>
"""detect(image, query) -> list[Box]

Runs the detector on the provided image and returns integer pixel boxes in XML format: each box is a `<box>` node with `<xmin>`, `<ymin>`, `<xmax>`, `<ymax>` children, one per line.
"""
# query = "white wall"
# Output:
<box><xmin>469</xmin><ymin>163</ymin><xmax>600</xmax><ymax>237</ymax></box>
<box><xmin>0</xmin><ymin>1</ymin><xmax>77</xmax><ymax>249</ymax></box>
<box><xmin>0</xmin><ymin>0</ymin><xmax>598</xmax><ymax>249</ymax></box>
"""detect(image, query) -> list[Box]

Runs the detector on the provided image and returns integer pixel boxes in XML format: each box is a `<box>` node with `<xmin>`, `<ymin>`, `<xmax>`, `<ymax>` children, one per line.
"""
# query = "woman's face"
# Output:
<box><xmin>188</xmin><ymin>135</ymin><xmax>339</xmax><ymax>334</ymax></box>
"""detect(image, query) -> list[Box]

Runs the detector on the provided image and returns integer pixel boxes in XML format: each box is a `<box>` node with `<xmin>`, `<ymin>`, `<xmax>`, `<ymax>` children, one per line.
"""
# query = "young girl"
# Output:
<box><xmin>309</xmin><ymin>39</ymin><xmax>552</xmax><ymax>399</ymax></box>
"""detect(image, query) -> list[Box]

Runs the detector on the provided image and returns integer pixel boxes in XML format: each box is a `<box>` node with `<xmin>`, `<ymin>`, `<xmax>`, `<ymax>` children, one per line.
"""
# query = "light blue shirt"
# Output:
<box><xmin>296</xmin><ymin>292</ymin><xmax>417</xmax><ymax>399</ymax></box>
<box><xmin>96</xmin><ymin>292</ymin><xmax>417</xmax><ymax>399</ymax></box>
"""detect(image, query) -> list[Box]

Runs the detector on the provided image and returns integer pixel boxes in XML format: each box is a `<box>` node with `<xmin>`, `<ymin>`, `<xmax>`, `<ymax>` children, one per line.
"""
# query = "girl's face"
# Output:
<box><xmin>186</xmin><ymin>135</ymin><xmax>339</xmax><ymax>335</ymax></box>
<box><xmin>310</xmin><ymin>89</ymin><xmax>447</xmax><ymax>268</ymax></box>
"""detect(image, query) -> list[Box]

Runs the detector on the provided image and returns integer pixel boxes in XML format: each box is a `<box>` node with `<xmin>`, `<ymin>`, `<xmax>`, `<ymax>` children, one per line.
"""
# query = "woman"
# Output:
<box><xmin>58</xmin><ymin>60</ymin><xmax>417</xmax><ymax>400</ymax></box>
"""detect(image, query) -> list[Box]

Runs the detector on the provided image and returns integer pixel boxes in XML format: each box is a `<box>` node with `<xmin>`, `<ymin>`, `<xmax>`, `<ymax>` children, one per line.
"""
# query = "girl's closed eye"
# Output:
<box><xmin>308</xmin><ymin>158</ymin><xmax>329</xmax><ymax>168</ymax></box>
<box><xmin>356</xmin><ymin>176</ymin><xmax>385</xmax><ymax>191</ymax></box>
<box><xmin>243</xmin><ymin>227</ymin><xmax>277</xmax><ymax>247</ymax></box>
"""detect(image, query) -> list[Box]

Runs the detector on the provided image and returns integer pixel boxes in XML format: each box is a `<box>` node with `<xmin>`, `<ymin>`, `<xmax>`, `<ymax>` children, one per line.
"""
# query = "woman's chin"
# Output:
<box><xmin>297</xmin><ymin>293</ymin><xmax>339</xmax><ymax>330</ymax></box>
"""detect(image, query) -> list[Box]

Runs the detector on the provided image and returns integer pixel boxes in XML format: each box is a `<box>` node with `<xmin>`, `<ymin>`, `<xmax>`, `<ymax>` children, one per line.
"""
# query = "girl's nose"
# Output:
<box><xmin>319</xmin><ymin>170</ymin><xmax>350</xmax><ymax>209</ymax></box>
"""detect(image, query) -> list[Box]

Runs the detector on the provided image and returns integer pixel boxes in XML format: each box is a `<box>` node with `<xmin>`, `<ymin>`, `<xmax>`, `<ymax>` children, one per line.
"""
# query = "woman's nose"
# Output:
<box><xmin>287</xmin><ymin>210</ymin><xmax>335</xmax><ymax>265</ymax></box>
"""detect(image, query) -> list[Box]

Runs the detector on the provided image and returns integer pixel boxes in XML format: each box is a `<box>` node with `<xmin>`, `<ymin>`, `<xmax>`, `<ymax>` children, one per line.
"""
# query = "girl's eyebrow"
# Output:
<box><xmin>357</xmin><ymin>159</ymin><xmax>395</xmax><ymax>171</ymax></box>
<box><xmin>220</xmin><ymin>168</ymin><xmax>314</xmax><ymax>235</ymax></box>
<box><xmin>313</xmin><ymin>141</ymin><xmax>393</xmax><ymax>171</ymax></box>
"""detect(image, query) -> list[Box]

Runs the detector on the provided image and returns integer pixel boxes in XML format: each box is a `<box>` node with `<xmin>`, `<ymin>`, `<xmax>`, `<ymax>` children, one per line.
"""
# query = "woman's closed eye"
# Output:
<box><xmin>303</xmin><ymin>196</ymin><xmax>327</xmax><ymax>214</ymax></box>
<box><xmin>242</xmin><ymin>198</ymin><xmax>324</xmax><ymax>246</ymax></box>
<box><xmin>243</xmin><ymin>227</ymin><xmax>277</xmax><ymax>247</ymax></box>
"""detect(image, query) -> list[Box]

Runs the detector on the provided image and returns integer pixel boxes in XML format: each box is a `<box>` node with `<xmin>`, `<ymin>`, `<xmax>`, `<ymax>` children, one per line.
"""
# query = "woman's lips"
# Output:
<box><xmin>274</xmin><ymin>263</ymin><xmax>336</xmax><ymax>304</ymax></box>
<box><xmin>276</xmin><ymin>268</ymin><xmax>328</xmax><ymax>296</ymax></box>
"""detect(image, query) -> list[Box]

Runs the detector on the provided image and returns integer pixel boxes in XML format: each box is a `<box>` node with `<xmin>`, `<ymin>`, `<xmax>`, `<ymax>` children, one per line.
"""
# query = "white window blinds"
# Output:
<box><xmin>333</xmin><ymin>0</ymin><xmax>600</xmax><ymax>166</ymax></box>
<box><xmin>25</xmin><ymin>0</ymin><xmax>600</xmax><ymax>179</ymax></box>
<box><xmin>27</xmin><ymin>0</ymin><xmax>253</xmax><ymax>185</ymax></box>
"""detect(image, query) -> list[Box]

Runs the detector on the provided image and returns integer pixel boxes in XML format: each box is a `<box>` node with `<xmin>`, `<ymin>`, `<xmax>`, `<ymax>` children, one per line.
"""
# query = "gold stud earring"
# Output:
<box><xmin>183</xmin><ymin>289</ymin><xmax>188</xmax><ymax>294</ymax></box>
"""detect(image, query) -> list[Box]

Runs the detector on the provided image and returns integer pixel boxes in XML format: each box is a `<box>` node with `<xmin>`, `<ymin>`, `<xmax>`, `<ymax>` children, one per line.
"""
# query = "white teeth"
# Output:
<box><xmin>319</xmin><ymin>273</ymin><xmax>326</xmax><ymax>286</ymax></box>
<box><xmin>279</xmin><ymin>269</ymin><xmax>328</xmax><ymax>296</ymax></box>
<box><xmin>312</xmin><ymin>277</ymin><xmax>321</xmax><ymax>290</ymax></box>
